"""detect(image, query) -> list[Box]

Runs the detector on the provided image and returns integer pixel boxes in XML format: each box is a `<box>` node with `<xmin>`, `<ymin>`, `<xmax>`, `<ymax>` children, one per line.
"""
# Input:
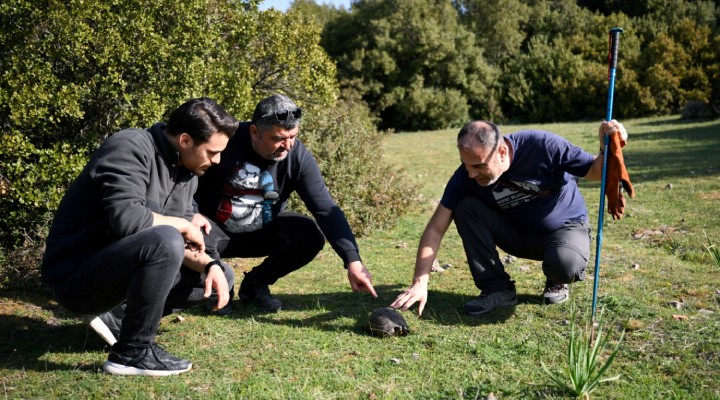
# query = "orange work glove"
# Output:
<box><xmin>605</xmin><ymin>133</ymin><xmax>635</xmax><ymax>220</ymax></box>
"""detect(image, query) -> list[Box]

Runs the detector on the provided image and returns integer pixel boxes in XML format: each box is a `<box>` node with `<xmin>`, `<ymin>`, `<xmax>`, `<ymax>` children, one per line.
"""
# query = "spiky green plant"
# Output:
<box><xmin>704</xmin><ymin>231</ymin><xmax>720</xmax><ymax>269</ymax></box>
<box><xmin>541</xmin><ymin>303</ymin><xmax>625</xmax><ymax>398</ymax></box>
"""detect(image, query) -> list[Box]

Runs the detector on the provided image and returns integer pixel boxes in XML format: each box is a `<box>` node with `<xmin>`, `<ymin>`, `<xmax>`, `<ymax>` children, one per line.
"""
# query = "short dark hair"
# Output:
<box><xmin>166</xmin><ymin>98</ymin><xmax>239</xmax><ymax>143</ymax></box>
<box><xmin>251</xmin><ymin>94</ymin><xmax>302</xmax><ymax>132</ymax></box>
<box><xmin>457</xmin><ymin>120</ymin><xmax>501</xmax><ymax>153</ymax></box>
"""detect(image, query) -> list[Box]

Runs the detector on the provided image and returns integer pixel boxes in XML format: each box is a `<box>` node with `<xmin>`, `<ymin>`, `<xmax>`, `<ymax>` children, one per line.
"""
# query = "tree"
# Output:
<box><xmin>323</xmin><ymin>0</ymin><xmax>499</xmax><ymax>131</ymax></box>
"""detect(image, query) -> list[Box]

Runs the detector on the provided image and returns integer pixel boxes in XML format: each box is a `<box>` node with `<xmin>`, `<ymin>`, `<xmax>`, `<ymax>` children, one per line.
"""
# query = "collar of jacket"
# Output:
<box><xmin>148</xmin><ymin>122</ymin><xmax>195</xmax><ymax>180</ymax></box>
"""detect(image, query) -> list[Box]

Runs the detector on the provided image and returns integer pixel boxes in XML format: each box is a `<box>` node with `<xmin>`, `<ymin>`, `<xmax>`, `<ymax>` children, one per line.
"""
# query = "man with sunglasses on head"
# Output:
<box><xmin>194</xmin><ymin>94</ymin><xmax>377</xmax><ymax>312</ymax></box>
<box><xmin>391</xmin><ymin>119</ymin><xmax>629</xmax><ymax>317</ymax></box>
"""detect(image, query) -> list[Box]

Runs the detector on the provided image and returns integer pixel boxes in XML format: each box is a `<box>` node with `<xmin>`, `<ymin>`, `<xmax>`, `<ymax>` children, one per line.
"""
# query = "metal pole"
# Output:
<box><xmin>592</xmin><ymin>27</ymin><xmax>623</xmax><ymax>320</ymax></box>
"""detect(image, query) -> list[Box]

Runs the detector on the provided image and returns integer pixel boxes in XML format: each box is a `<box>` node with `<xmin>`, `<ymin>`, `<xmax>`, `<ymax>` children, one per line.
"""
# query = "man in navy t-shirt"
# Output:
<box><xmin>391</xmin><ymin>119</ymin><xmax>628</xmax><ymax>316</ymax></box>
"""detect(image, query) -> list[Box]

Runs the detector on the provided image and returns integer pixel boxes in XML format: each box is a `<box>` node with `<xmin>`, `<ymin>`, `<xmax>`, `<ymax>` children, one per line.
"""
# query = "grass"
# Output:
<box><xmin>1</xmin><ymin>116</ymin><xmax>719</xmax><ymax>398</ymax></box>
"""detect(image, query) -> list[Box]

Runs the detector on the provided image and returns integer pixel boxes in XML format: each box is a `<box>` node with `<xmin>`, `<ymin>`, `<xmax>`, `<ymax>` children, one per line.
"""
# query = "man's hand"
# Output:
<box><xmin>598</xmin><ymin>119</ymin><xmax>628</xmax><ymax>151</ymax></box>
<box><xmin>204</xmin><ymin>263</ymin><xmax>230</xmax><ymax>311</ymax></box>
<box><xmin>390</xmin><ymin>277</ymin><xmax>429</xmax><ymax>316</ymax></box>
<box><xmin>347</xmin><ymin>261</ymin><xmax>378</xmax><ymax>298</ymax></box>
<box><xmin>191</xmin><ymin>213</ymin><xmax>212</xmax><ymax>235</ymax></box>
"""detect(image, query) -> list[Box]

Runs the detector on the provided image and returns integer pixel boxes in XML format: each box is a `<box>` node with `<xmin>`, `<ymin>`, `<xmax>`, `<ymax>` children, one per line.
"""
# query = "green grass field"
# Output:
<box><xmin>1</xmin><ymin>116</ymin><xmax>719</xmax><ymax>398</ymax></box>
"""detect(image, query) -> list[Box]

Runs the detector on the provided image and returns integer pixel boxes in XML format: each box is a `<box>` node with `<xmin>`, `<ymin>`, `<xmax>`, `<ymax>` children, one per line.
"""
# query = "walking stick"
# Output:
<box><xmin>592</xmin><ymin>27</ymin><xmax>623</xmax><ymax>320</ymax></box>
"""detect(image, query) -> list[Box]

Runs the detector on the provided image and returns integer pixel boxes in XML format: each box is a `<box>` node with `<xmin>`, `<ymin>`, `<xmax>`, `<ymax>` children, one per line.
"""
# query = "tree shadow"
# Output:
<box><xmin>578</xmin><ymin>120</ymin><xmax>719</xmax><ymax>191</ymax></box>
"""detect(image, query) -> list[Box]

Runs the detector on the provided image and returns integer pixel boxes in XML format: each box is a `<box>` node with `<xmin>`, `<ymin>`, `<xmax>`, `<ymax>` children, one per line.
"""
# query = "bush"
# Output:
<box><xmin>0</xmin><ymin>133</ymin><xmax>88</xmax><ymax>290</ymax></box>
<box><xmin>294</xmin><ymin>96</ymin><xmax>418</xmax><ymax>236</ymax></box>
<box><xmin>681</xmin><ymin>100</ymin><xmax>715</xmax><ymax>119</ymax></box>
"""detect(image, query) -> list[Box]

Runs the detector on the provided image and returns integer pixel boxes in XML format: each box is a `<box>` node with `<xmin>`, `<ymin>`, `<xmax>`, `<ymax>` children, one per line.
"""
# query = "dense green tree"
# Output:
<box><xmin>323</xmin><ymin>0</ymin><xmax>499</xmax><ymax>131</ymax></box>
<box><xmin>453</xmin><ymin>0</ymin><xmax>532</xmax><ymax>66</ymax></box>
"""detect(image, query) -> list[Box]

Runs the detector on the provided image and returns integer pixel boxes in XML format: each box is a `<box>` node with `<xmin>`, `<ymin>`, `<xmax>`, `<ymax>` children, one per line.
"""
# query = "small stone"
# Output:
<box><xmin>484</xmin><ymin>393</ymin><xmax>498</xmax><ymax>400</ymax></box>
<box><xmin>669</xmin><ymin>301</ymin><xmax>684</xmax><ymax>310</ymax></box>
<box><xmin>389</xmin><ymin>358</ymin><xmax>400</xmax><ymax>364</ymax></box>
<box><xmin>698</xmin><ymin>309</ymin><xmax>715</xmax><ymax>316</ymax></box>
<box><xmin>631</xmin><ymin>263</ymin><xmax>640</xmax><ymax>270</ymax></box>
<box><xmin>349</xmin><ymin>350</ymin><xmax>361</xmax><ymax>356</ymax></box>
<box><xmin>441</xmin><ymin>263</ymin><xmax>452</xmax><ymax>269</ymax></box>
<box><xmin>665</xmin><ymin>183</ymin><xmax>673</xmax><ymax>190</ymax></box>
<box><xmin>174</xmin><ymin>315</ymin><xmax>186</xmax><ymax>323</ymax></box>
<box><xmin>412</xmin><ymin>353</ymin><xmax>420</xmax><ymax>359</ymax></box>
<box><xmin>502</xmin><ymin>255</ymin><xmax>517</xmax><ymax>264</ymax></box>
<box><xmin>395</xmin><ymin>242</ymin><xmax>407</xmax><ymax>249</ymax></box>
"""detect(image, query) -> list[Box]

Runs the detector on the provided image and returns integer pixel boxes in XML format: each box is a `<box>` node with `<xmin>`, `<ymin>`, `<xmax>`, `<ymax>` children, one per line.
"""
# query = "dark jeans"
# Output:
<box><xmin>453</xmin><ymin>196</ymin><xmax>591</xmax><ymax>293</ymax></box>
<box><xmin>204</xmin><ymin>211</ymin><xmax>326</xmax><ymax>286</ymax></box>
<box><xmin>49</xmin><ymin>225</ymin><xmax>234</xmax><ymax>345</ymax></box>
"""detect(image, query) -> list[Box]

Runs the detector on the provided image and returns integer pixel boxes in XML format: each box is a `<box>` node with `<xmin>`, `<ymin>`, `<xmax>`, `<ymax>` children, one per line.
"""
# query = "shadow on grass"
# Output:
<box><xmin>210</xmin><ymin>285</ymin><xmax>554</xmax><ymax>334</ymax></box>
<box><xmin>578</xmin><ymin>119</ymin><xmax>720</xmax><ymax>191</ymax></box>
<box><xmin>0</xmin><ymin>313</ymin><xmax>106</xmax><ymax>373</ymax></box>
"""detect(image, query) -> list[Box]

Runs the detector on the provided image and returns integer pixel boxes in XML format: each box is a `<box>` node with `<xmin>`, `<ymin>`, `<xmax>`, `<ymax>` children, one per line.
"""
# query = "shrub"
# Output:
<box><xmin>681</xmin><ymin>100</ymin><xmax>714</xmax><ymax>119</ymax></box>
<box><xmin>0</xmin><ymin>133</ymin><xmax>88</xmax><ymax>290</ymax></box>
<box><xmin>293</xmin><ymin>96</ymin><xmax>418</xmax><ymax>236</ymax></box>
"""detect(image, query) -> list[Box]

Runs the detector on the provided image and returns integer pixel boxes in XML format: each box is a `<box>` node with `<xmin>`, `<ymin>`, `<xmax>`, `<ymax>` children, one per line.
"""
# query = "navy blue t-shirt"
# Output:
<box><xmin>440</xmin><ymin>130</ymin><xmax>595</xmax><ymax>233</ymax></box>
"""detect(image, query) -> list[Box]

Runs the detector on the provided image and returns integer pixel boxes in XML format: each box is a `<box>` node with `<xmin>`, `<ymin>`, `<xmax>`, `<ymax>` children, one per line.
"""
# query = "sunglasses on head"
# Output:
<box><xmin>261</xmin><ymin>108</ymin><xmax>302</xmax><ymax>122</ymax></box>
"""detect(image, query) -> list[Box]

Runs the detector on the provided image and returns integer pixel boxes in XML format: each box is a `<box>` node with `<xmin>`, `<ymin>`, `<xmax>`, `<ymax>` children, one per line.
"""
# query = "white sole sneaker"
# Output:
<box><xmin>102</xmin><ymin>360</ymin><xmax>192</xmax><ymax>377</ymax></box>
<box><xmin>87</xmin><ymin>316</ymin><xmax>118</xmax><ymax>346</ymax></box>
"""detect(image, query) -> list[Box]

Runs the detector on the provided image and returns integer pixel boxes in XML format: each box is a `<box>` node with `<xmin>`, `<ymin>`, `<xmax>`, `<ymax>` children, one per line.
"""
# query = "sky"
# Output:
<box><xmin>258</xmin><ymin>0</ymin><xmax>351</xmax><ymax>12</ymax></box>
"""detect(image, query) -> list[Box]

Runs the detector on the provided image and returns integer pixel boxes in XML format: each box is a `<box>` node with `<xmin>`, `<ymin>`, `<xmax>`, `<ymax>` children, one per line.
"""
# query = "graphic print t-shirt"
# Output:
<box><xmin>215</xmin><ymin>162</ymin><xmax>277</xmax><ymax>233</ymax></box>
<box><xmin>440</xmin><ymin>130</ymin><xmax>595</xmax><ymax>233</ymax></box>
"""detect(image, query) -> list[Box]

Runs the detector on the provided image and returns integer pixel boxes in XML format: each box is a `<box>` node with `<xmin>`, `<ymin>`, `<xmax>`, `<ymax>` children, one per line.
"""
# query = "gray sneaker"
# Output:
<box><xmin>464</xmin><ymin>288</ymin><xmax>518</xmax><ymax>316</ymax></box>
<box><xmin>543</xmin><ymin>280</ymin><xmax>570</xmax><ymax>304</ymax></box>
<box><xmin>103</xmin><ymin>342</ymin><xmax>192</xmax><ymax>376</ymax></box>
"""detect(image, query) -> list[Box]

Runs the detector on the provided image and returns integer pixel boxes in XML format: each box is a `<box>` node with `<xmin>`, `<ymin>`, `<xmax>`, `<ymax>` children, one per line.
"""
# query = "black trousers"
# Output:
<box><xmin>453</xmin><ymin>196</ymin><xmax>591</xmax><ymax>293</ymax></box>
<box><xmin>204</xmin><ymin>211</ymin><xmax>326</xmax><ymax>286</ymax></box>
<box><xmin>49</xmin><ymin>225</ymin><xmax>235</xmax><ymax>345</ymax></box>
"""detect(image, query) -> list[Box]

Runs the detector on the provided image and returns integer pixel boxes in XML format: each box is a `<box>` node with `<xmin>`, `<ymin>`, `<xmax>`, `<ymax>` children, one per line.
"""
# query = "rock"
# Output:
<box><xmin>502</xmin><ymin>255</ymin><xmax>516</xmax><ymax>264</ymax></box>
<box><xmin>395</xmin><ymin>242</ymin><xmax>407</xmax><ymax>249</ymax></box>
<box><xmin>631</xmin><ymin>263</ymin><xmax>640</xmax><ymax>270</ymax></box>
<box><xmin>669</xmin><ymin>301</ymin><xmax>684</xmax><ymax>310</ymax></box>
<box><xmin>431</xmin><ymin>259</ymin><xmax>444</xmax><ymax>273</ymax></box>
<box><xmin>665</xmin><ymin>183</ymin><xmax>673</xmax><ymax>190</ymax></box>
<box><xmin>389</xmin><ymin>358</ymin><xmax>400</xmax><ymax>364</ymax></box>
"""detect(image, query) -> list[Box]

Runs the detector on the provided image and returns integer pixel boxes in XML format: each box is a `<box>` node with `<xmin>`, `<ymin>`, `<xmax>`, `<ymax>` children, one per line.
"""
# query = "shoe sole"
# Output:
<box><xmin>543</xmin><ymin>295</ymin><xmax>569</xmax><ymax>305</ymax></box>
<box><xmin>465</xmin><ymin>296</ymin><xmax>519</xmax><ymax>316</ymax></box>
<box><xmin>103</xmin><ymin>360</ymin><xmax>192</xmax><ymax>376</ymax></box>
<box><xmin>88</xmin><ymin>316</ymin><xmax>118</xmax><ymax>346</ymax></box>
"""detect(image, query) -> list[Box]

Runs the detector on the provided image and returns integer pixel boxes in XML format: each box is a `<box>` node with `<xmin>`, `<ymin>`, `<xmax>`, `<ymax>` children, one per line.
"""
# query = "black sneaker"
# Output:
<box><xmin>239</xmin><ymin>281</ymin><xmax>282</xmax><ymax>312</ymax></box>
<box><xmin>85</xmin><ymin>305</ymin><xmax>124</xmax><ymax>346</ymax></box>
<box><xmin>543</xmin><ymin>280</ymin><xmax>570</xmax><ymax>304</ymax></box>
<box><xmin>464</xmin><ymin>287</ymin><xmax>518</xmax><ymax>316</ymax></box>
<box><xmin>103</xmin><ymin>342</ymin><xmax>192</xmax><ymax>376</ymax></box>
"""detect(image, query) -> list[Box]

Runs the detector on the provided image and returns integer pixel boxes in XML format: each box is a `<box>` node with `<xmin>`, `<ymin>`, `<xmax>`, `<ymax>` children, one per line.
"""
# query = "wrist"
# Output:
<box><xmin>204</xmin><ymin>259</ymin><xmax>225</xmax><ymax>275</ymax></box>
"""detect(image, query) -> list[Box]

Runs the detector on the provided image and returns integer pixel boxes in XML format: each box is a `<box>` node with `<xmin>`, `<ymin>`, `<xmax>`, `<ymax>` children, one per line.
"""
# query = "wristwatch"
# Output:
<box><xmin>204</xmin><ymin>259</ymin><xmax>225</xmax><ymax>275</ymax></box>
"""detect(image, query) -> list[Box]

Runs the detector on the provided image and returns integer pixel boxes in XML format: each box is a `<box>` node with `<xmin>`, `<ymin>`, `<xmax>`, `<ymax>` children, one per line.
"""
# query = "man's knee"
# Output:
<box><xmin>285</xmin><ymin>214</ymin><xmax>325</xmax><ymax>253</ymax></box>
<box><xmin>543</xmin><ymin>246</ymin><xmax>588</xmax><ymax>283</ymax></box>
<box><xmin>145</xmin><ymin>226</ymin><xmax>186</xmax><ymax>265</ymax></box>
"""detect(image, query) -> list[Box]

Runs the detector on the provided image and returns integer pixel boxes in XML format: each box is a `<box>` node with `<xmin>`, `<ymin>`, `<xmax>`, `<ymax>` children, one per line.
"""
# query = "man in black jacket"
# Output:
<box><xmin>195</xmin><ymin>94</ymin><xmax>377</xmax><ymax>312</ymax></box>
<box><xmin>41</xmin><ymin>98</ymin><xmax>239</xmax><ymax>376</ymax></box>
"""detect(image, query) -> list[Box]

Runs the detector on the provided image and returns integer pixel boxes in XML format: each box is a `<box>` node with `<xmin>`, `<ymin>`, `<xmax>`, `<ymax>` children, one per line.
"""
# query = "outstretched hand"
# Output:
<box><xmin>390</xmin><ymin>278</ymin><xmax>429</xmax><ymax>316</ymax></box>
<box><xmin>347</xmin><ymin>261</ymin><xmax>378</xmax><ymax>298</ymax></box>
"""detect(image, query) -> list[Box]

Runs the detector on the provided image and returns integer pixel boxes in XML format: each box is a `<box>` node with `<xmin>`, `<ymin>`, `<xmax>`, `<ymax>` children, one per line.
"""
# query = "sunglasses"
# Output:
<box><xmin>260</xmin><ymin>108</ymin><xmax>302</xmax><ymax>122</ymax></box>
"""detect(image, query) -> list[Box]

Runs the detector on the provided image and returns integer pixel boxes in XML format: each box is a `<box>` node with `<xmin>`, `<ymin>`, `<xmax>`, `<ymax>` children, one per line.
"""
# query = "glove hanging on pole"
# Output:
<box><xmin>605</xmin><ymin>133</ymin><xmax>635</xmax><ymax>220</ymax></box>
